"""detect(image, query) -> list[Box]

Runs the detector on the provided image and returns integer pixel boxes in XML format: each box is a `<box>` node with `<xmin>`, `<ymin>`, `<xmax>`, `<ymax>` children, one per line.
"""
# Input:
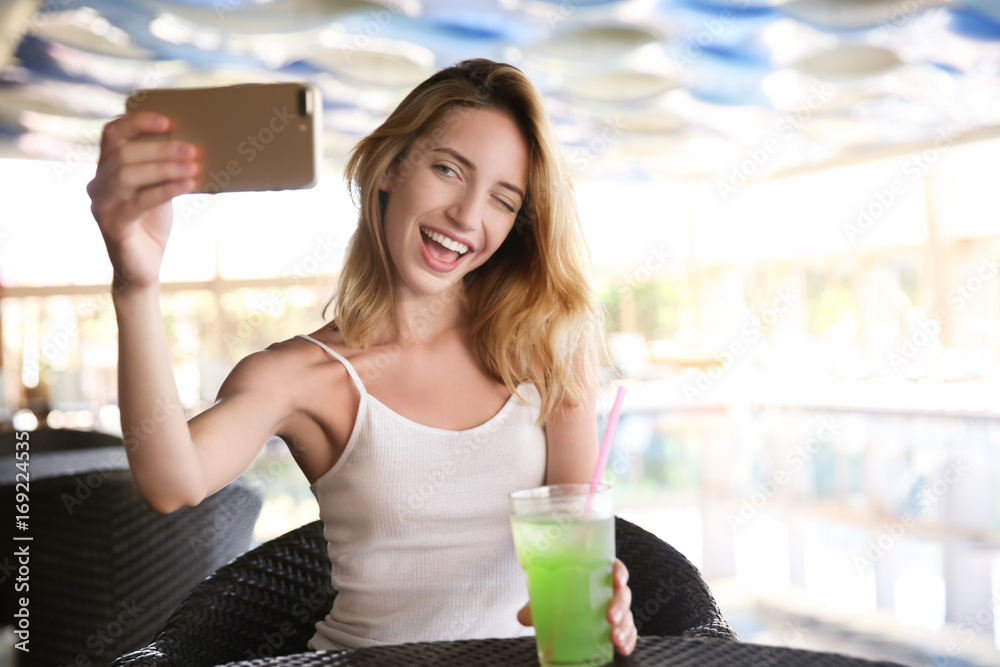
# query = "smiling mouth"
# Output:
<box><xmin>420</xmin><ymin>227</ymin><xmax>470</xmax><ymax>263</ymax></box>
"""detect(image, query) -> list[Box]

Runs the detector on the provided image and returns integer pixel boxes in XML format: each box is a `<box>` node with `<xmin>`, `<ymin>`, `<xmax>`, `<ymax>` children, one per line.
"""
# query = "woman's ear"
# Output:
<box><xmin>378</xmin><ymin>160</ymin><xmax>399</xmax><ymax>192</ymax></box>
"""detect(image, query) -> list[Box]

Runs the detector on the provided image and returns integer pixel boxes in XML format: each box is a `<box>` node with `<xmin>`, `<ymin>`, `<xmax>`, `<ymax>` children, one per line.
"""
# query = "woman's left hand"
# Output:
<box><xmin>515</xmin><ymin>557</ymin><xmax>637</xmax><ymax>656</ymax></box>
<box><xmin>608</xmin><ymin>558</ymin><xmax>637</xmax><ymax>655</ymax></box>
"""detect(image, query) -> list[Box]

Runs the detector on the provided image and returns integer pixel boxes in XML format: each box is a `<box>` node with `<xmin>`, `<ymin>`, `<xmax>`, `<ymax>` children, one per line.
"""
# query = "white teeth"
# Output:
<box><xmin>422</xmin><ymin>228</ymin><xmax>469</xmax><ymax>255</ymax></box>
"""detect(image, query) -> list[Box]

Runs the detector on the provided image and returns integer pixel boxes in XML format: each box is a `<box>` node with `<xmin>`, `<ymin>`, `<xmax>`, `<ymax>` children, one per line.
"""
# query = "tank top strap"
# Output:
<box><xmin>295</xmin><ymin>333</ymin><xmax>367</xmax><ymax>397</ymax></box>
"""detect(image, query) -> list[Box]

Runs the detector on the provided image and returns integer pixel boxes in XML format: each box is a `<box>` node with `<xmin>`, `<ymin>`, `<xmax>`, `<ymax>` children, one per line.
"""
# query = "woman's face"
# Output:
<box><xmin>379</xmin><ymin>106</ymin><xmax>530</xmax><ymax>299</ymax></box>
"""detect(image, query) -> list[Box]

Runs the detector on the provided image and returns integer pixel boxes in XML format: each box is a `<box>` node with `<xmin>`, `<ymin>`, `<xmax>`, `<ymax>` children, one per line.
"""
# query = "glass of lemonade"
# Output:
<box><xmin>509</xmin><ymin>483</ymin><xmax>615</xmax><ymax>667</ymax></box>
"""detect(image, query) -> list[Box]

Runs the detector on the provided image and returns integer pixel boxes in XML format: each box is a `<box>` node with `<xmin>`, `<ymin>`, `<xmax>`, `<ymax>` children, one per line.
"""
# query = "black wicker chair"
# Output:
<box><xmin>112</xmin><ymin>516</ymin><xmax>736</xmax><ymax>666</ymax></box>
<box><xmin>2</xmin><ymin>430</ymin><xmax>262</xmax><ymax>667</ymax></box>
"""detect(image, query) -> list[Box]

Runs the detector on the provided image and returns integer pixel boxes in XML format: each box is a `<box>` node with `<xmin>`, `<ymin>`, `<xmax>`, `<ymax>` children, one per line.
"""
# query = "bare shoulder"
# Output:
<box><xmin>260</xmin><ymin>327</ymin><xmax>363</xmax><ymax>480</ymax></box>
<box><xmin>218</xmin><ymin>328</ymin><xmax>346</xmax><ymax>398</ymax></box>
<box><xmin>218</xmin><ymin>337</ymin><xmax>301</xmax><ymax>396</ymax></box>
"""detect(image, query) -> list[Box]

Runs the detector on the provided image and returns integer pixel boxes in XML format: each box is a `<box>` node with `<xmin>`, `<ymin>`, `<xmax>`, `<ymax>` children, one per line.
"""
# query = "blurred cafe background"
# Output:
<box><xmin>1</xmin><ymin>0</ymin><xmax>999</xmax><ymax>664</ymax></box>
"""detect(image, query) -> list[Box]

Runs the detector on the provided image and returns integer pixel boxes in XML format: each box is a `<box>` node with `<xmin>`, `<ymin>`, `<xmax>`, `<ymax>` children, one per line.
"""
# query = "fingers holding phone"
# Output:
<box><xmin>87</xmin><ymin>110</ymin><xmax>200</xmax><ymax>293</ymax></box>
<box><xmin>88</xmin><ymin>82</ymin><xmax>322</xmax><ymax>292</ymax></box>
<box><xmin>125</xmin><ymin>83</ymin><xmax>322</xmax><ymax>194</ymax></box>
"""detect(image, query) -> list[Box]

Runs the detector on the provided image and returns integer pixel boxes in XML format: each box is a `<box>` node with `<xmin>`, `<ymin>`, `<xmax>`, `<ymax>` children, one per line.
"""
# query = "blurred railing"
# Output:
<box><xmin>603</xmin><ymin>374</ymin><xmax>999</xmax><ymax>645</ymax></box>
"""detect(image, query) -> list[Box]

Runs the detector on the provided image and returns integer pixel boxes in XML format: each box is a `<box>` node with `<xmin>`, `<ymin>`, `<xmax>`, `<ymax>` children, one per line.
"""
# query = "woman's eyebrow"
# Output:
<box><xmin>432</xmin><ymin>147</ymin><xmax>525</xmax><ymax>200</ymax></box>
<box><xmin>433</xmin><ymin>147</ymin><xmax>474</xmax><ymax>170</ymax></box>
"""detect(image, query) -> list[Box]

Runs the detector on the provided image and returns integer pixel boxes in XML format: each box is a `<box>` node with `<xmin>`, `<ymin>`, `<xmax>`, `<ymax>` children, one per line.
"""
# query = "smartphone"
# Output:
<box><xmin>125</xmin><ymin>82</ymin><xmax>323</xmax><ymax>193</ymax></box>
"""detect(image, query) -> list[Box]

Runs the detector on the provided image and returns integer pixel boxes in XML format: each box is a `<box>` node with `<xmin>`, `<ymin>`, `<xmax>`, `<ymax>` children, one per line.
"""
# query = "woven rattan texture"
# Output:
<box><xmin>614</xmin><ymin>518</ymin><xmax>736</xmax><ymax>640</ymax></box>
<box><xmin>112</xmin><ymin>520</ymin><xmax>335</xmax><ymax>666</ymax></box>
<box><xmin>7</xmin><ymin>466</ymin><xmax>261</xmax><ymax>667</ymax></box>
<box><xmin>114</xmin><ymin>517</ymin><xmax>736</xmax><ymax>666</ymax></box>
<box><xmin>215</xmin><ymin>636</ymin><xmax>908</xmax><ymax>667</ymax></box>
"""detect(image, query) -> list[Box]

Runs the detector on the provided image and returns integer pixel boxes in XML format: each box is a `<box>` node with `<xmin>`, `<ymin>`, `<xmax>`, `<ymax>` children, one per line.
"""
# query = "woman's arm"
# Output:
<box><xmin>543</xmin><ymin>392</ymin><xmax>599</xmax><ymax>485</ymax></box>
<box><xmin>89</xmin><ymin>111</ymin><xmax>294</xmax><ymax>513</ymax></box>
<box><xmin>115</xmin><ymin>292</ymin><xmax>295</xmax><ymax>512</ymax></box>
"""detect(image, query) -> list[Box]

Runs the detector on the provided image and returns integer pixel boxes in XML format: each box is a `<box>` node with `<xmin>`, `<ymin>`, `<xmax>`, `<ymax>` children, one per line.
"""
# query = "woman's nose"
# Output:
<box><xmin>446</xmin><ymin>191</ymin><xmax>483</xmax><ymax>230</ymax></box>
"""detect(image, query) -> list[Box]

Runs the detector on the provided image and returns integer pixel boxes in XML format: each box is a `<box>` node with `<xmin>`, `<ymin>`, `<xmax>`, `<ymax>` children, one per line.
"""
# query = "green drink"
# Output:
<box><xmin>510</xmin><ymin>484</ymin><xmax>615</xmax><ymax>667</ymax></box>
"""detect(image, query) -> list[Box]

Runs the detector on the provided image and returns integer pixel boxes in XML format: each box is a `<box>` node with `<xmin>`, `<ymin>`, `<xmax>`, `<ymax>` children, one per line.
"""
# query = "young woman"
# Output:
<box><xmin>87</xmin><ymin>59</ymin><xmax>637</xmax><ymax>655</ymax></box>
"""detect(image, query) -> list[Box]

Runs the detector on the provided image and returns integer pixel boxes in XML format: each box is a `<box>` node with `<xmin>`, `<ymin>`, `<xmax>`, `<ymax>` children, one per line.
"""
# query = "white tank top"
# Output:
<box><xmin>296</xmin><ymin>333</ymin><xmax>547</xmax><ymax>651</ymax></box>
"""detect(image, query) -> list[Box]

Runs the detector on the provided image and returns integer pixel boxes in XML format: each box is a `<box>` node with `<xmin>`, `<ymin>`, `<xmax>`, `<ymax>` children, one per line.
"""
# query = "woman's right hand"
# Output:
<box><xmin>87</xmin><ymin>111</ymin><xmax>200</xmax><ymax>292</ymax></box>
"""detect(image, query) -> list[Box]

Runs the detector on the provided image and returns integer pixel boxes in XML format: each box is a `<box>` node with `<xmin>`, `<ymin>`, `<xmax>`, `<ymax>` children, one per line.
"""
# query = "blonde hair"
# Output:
<box><xmin>327</xmin><ymin>58</ymin><xmax>601</xmax><ymax>423</ymax></box>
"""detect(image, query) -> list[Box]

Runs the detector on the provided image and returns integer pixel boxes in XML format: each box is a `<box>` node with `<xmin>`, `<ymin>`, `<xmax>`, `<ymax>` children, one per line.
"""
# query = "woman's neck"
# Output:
<box><xmin>375</xmin><ymin>282</ymin><xmax>469</xmax><ymax>347</ymax></box>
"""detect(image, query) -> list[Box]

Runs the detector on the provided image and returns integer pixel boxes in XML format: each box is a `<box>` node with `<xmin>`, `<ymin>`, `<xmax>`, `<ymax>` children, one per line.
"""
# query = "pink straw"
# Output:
<box><xmin>589</xmin><ymin>385</ymin><xmax>627</xmax><ymax>495</ymax></box>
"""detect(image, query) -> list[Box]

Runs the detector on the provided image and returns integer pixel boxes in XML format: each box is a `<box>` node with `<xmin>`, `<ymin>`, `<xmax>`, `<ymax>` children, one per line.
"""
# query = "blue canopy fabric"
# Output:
<box><xmin>1</xmin><ymin>0</ymin><xmax>998</xmax><ymax>181</ymax></box>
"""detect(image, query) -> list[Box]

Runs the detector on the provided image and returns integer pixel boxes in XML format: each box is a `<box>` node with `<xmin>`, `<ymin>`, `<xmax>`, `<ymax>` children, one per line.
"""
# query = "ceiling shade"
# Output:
<box><xmin>0</xmin><ymin>0</ymin><xmax>997</xmax><ymax>184</ymax></box>
<box><xmin>795</xmin><ymin>45</ymin><xmax>903</xmax><ymax>80</ymax></box>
